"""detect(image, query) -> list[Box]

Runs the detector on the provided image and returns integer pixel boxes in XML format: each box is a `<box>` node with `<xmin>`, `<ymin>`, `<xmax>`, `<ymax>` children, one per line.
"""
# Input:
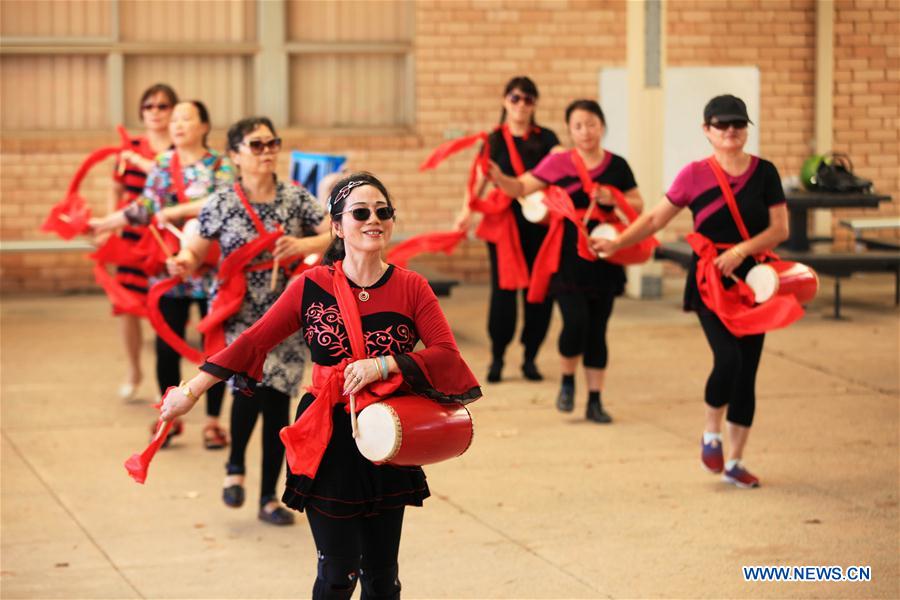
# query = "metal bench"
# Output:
<box><xmin>838</xmin><ymin>217</ymin><xmax>900</xmax><ymax>251</ymax></box>
<box><xmin>655</xmin><ymin>240</ymin><xmax>900</xmax><ymax>319</ymax></box>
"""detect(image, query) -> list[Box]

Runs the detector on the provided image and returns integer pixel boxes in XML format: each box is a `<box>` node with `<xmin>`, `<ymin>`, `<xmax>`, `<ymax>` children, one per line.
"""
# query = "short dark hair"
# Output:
<box><xmin>565</xmin><ymin>99</ymin><xmax>606</xmax><ymax>125</ymax></box>
<box><xmin>322</xmin><ymin>172</ymin><xmax>394</xmax><ymax>265</ymax></box>
<box><xmin>226</xmin><ymin>116</ymin><xmax>277</xmax><ymax>152</ymax></box>
<box><xmin>138</xmin><ymin>83</ymin><xmax>178</xmax><ymax>120</ymax></box>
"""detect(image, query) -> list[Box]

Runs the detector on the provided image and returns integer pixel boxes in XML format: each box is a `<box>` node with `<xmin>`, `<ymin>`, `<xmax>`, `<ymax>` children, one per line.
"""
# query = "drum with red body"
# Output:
<box><xmin>745</xmin><ymin>261</ymin><xmax>819</xmax><ymax>304</ymax></box>
<box><xmin>589</xmin><ymin>222</ymin><xmax>654</xmax><ymax>265</ymax></box>
<box><xmin>520</xmin><ymin>191</ymin><xmax>550</xmax><ymax>225</ymax></box>
<box><xmin>355</xmin><ymin>395</ymin><xmax>474</xmax><ymax>466</ymax></box>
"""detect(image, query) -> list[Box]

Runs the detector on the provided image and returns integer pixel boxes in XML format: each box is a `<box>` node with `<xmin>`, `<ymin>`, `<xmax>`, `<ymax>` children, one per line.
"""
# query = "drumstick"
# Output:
<box><xmin>147</xmin><ymin>225</ymin><xmax>173</xmax><ymax>258</ymax></box>
<box><xmin>163</xmin><ymin>223</ymin><xmax>184</xmax><ymax>242</ymax></box>
<box><xmin>270</xmin><ymin>257</ymin><xmax>279</xmax><ymax>291</ymax></box>
<box><xmin>117</xmin><ymin>154</ymin><xmax>127</xmax><ymax>177</ymax></box>
<box><xmin>349</xmin><ymin>393</ymin><xmax>359</xmax><ymax>439</ymax></box>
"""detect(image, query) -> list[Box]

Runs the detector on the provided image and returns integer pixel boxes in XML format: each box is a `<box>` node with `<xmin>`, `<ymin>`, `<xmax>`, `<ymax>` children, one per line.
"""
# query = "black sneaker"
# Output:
<box><xmin>487</xmin><ymin>361</ymin><xmax>503</xmax><ymax>383</ymax></box>
<box><xmin>258</xmin><ymin>505</ymin><xmax>295</xmax><ymax>526</ymax></box>
<box><xmin>223</xmin><ymin>484</ymin><xmax>245</xmax><ymax>508</ymax></box>
<box><xmin>521</xmin><ymin>361</ymin><xmax>543</xmax><ymax>381</ymax></box>
<box><xmin>556</xmin><ymin>385</ymin><xmax>575</xmax><ymax>412</ymax></box>
<box><xmin>586</xmin><ymin>402</ymin><xmax>612</xmax><ymax>424</ymax></box>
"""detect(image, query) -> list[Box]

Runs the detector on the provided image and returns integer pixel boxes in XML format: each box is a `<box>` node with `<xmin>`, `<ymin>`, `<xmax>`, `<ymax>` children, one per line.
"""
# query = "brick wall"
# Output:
<box><xmin>831</xmin><ymin>0</ymin><xmax>900</xmax><ymax>246</ymax></box>
<box><xmin>2</xmin><ymin>0</ymin><xmax>897</xmax><ymax>294</ymax></box>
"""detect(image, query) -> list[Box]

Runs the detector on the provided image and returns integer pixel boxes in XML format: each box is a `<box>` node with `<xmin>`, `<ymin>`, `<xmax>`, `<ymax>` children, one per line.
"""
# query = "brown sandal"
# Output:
<box><xmin>203</xmin><ymin>424</ymin><xmax>229</xmax><ymax>450</ymax></box>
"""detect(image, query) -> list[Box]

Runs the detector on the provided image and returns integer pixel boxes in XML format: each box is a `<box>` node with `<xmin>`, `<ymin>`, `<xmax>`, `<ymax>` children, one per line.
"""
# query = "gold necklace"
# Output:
<box><xmin>354</xmin><ymin>265</ymin><xmax>387</xmax><ymax>302</ymax></box>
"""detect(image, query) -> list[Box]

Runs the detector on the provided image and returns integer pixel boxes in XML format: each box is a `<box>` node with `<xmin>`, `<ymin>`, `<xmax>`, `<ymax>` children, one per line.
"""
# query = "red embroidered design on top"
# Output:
<box><xmin>304</xmin><ymin>303</ymin><xmax>417</xmax><ymax>358</ymax></box>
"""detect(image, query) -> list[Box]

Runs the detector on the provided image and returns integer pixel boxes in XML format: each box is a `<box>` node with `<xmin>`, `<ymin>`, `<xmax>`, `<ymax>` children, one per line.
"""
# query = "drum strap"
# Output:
<box><xmin>706</xmin><ymin>156</ymin><xmax>778</xmax><ymax>262</ymax></box>
<box><xmin>569</xmin><ymin>149</ymin><xmax>638</xmax><ymax>226</ymax></box>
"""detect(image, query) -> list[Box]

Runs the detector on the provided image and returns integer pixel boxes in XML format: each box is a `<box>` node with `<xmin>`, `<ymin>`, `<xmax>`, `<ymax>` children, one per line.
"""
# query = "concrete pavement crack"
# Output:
<box><xmin>1</xmin><ymin>430</ymin><xmax>146</xmax><ymax>599</ymax></box>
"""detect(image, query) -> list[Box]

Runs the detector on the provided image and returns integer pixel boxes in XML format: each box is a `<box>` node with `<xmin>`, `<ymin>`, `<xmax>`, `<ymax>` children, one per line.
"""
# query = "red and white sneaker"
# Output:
<box><xmin>701</xmin><ymin>436</ymin><xmax>724</xmax><ymax>473</ymax></box>
<box><xmin>723</xmin><ymin>461</ymin><xmax>760</xmax><ymax>488</ymax></box>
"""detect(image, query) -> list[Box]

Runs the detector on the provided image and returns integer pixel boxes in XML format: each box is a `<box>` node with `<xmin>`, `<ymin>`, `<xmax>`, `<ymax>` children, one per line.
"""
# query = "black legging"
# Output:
<box><xmin>307</xmin><ymin>507</ymin><xmax>404</xmax><ymax>600</ymax></box>
<box><xmin>555</xmin><ymin>291</ymin><xmax>616</xmax><ymax>369</ymax></box>
<box><xmin>487</xmin><ymin>243</ymin><xmax>553</xmax><ymax>363</ymax></box>
<box><xmin>225</xmin><ymin>385</ymin><xmax>290</xmax><ymax>502</ymax></box>
<box><xmin>697</xmin><ymin>307</ymin><xmax>765</xmax><ymax>427</ymax></box>
<box><xmin>156</xmin><ymin>295</ymin><xmax>225</xmax><ymax>417</ymax></box>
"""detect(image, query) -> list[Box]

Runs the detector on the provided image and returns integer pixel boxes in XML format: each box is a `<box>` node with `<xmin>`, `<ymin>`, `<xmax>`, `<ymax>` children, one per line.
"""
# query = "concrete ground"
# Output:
<box><xmin>1</xmin><ymin>273</ymin><xmax>898</xmax><ymax>599</ymax></box>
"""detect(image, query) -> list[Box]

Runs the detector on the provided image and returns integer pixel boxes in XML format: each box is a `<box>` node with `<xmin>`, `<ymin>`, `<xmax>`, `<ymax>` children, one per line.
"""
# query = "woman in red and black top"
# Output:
<box><xmin>456</xmin><ymin>76</ymin><xmax>561</xmax><ymax>383</ymax></box>
<box><xmin>594</xmin><ymin>95</ymin><xmax>789</xmax><ymax>488</ymax></box>
<box><xmin>160</xmin><ymin>172</ymin><xmax>481</xmax><ymax>598</ymax></box>
<box><xmin>104</xmin><ymin>83</ymin><xmax>178</xmax><ymax>400</ymax></box>
<box><xmin>491</xmin><ymin>100</ymin><xmax>644</xmax><ymax>424</ymax></box>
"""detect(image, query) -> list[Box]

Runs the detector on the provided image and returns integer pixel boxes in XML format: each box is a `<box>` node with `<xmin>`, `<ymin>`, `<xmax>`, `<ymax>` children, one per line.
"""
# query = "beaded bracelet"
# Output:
<box><xmin>731</xmin><ymin>246</ymin><xmax>747</xmax><ymax>259</ymax></box>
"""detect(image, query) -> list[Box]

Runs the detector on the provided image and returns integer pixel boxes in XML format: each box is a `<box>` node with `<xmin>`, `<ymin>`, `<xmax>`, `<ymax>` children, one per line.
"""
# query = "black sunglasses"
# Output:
<box><xmin>708</xmin><ymin>120</ymin><xmax>748</xmax><ymax>131</ymax></box>
<box><xmin>336</xmin><ymin>206</ymin><xmax>396</xmax><ymax>221</ymax></box>
<box><xmin>142</xmin><ymin>102</ymin><xmax>172</xmax><ymax>112</ymax></box>
<box><xmin>242</xmin><ymin>138</ymin><xmax>282</xmax><ymax>155</ymax></box>
<box><xmin>507</xmin><ymin>93</ymin><xmax>535</xmax><ymax>106</ymax></box>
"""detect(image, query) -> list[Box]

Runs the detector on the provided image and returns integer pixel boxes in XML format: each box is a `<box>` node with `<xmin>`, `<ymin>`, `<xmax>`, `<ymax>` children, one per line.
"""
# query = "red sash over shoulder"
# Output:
<box><xmin>419</xmin><ymin>126</ymin><xmax>530</xmax><ymax>290</ymax></box>
<box><xmin>196</xmin><ymin>182</ymin><xmax>308</xmax><ymax>356</ymax></box>
<box><xmin>692</xmin><ymin>157</ymin><xmax>804</xmax><ymax>336</ymax></box>
<box><xmin>525</xmin><ymin>185</ymin><xmax>598</xmax><ymax>303</ymax></box>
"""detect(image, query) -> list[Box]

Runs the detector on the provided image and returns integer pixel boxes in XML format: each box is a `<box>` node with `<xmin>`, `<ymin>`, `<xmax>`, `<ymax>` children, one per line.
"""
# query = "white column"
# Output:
<box><xmin>625</xmin><ymin>0</ymin><xmax>666</xmax><ymax>298</ymax></box>
<box><xmin>255</xmin><ymin>0</ymin><xmax>288</xmax><ymax>125</ymax></box>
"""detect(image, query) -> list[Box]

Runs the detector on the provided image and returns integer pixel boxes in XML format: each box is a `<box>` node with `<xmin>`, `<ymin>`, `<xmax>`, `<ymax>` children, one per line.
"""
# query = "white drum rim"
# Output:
<box><xmin>745</xmin><ymin>263</ymin><xmax>779</xmax><ymax>303</ymax></box>
<box><xmin>355</xmin><ymin>402</ymin><xmax>402</xmax><ymax>463</ymax></box>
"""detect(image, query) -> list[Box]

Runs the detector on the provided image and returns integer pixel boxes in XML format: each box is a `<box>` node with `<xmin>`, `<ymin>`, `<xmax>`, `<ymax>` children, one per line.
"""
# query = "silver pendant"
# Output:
<box><xmin>358</xmin><ymin>290</ymin><xmax>370</xmax><ymax>302</ymax></box>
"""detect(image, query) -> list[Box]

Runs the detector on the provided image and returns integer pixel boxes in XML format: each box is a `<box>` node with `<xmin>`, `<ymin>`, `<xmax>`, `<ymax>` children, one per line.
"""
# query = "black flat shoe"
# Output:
<box><xmin>487</xmin><ymin>361</ymin><xmax>503</xmax><ymax>383</ymax></box>
<box><xmin>258</xmin><ymin>505</ymin><xmax>295</xmax><ymax>526</ymax></box>
<box><xmin>223</xmin><ymin>484</ymin><xmax>245</xmax><ymax>508</ymax></box>
<box><xmin>556</xmin><ymin>386</ymin><xmax>574</xmax><ymax>412</ymax></box>
<box><xmin>521</xmin><ymin>361</ymin><xmax>543</xmax><ymax>381</ymax></box>
<box><xmin>586</xmin><ymin>402</ymin><xmax>613</xmax><ymax>424</ymax></box>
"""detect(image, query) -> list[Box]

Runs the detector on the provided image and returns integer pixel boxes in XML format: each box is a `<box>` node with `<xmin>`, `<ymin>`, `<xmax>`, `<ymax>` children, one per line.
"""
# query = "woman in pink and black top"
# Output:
<box><xmin>594</xmin><ymin>95</ymin><xmax>789</xmax><ymax>488</ymax></box>
<box><xmin>490</xmin><ymin>100</ymin><xmax>644</xmax><ymax>424</ymax></box>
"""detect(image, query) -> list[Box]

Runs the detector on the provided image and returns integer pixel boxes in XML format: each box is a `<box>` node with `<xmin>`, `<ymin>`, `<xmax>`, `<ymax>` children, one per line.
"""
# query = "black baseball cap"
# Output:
<box><xmin>704</xmin><ymin>94</ymin><xmax>753</xmax><ymax>124</ymax></box>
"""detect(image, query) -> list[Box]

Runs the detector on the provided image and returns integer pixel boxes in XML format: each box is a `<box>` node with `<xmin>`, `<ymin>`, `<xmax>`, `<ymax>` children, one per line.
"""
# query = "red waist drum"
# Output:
<box><xmin>745</xmin><ymin>261</ymin><xmax>819</xmax><ymax>305</ymax></box>
<box><xmin>355</xmin><ymin>395</ymin><xmax>474</xmax><ymax>466</ymax></box>
<box><xmin>589</xmin><ymin>222</ymin><xmax>654</xmax><ymax>265</ymax></box>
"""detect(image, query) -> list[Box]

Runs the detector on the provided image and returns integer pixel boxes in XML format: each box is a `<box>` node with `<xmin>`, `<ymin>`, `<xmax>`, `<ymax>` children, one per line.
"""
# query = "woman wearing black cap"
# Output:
<box><xmin>456</xmin><ymin>76</ymin><xmax>562</xmax><ymax>383</ymax></box>
<box><xmin>593</xmin><ymin>94</ymin><xmax>789</xmax><ymax>488</ymax></box>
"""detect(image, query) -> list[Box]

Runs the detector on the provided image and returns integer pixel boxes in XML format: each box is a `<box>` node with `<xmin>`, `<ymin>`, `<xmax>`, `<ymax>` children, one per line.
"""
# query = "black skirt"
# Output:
<box><xmin>282</xmin><ymin>393</ymin><xmax>430</xmax><ymax>518</ymax></box>
<box><xmin>549</xmin><ymin>220</ymin><xmax>626</xmax><ymax>298</ymax></box>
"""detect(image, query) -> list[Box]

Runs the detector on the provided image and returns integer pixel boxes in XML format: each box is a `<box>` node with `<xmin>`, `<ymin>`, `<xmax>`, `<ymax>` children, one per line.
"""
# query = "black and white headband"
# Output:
<box><xmin>326</xmin><ymin>180</ymin><xmax>368</xmax><ymax>214</ymax></box>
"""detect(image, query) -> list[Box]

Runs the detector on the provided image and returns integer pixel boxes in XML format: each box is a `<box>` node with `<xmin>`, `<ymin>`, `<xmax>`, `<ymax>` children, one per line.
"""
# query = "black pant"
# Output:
<box><xmin>226</xmin><ymin>385</ymin><xmax>289</xmax><ymax>502</ymax></box>
<box><xmin>487</xmin><ymin>243</ymin><xmax>553</xmax><ymax>363</ymax></box>
<box><xmin>697</xmin><ymin>308</ymin><xmax>765</xmax><ymax>427</ymax></box>
<box><xmin>156</xmin><ymin>295</ymin><xmax>225</xmax><ymax>417</ymax></box>
<box><xmin>307</xmin><ymin>507</ymin><xmax>404</xmax><ymax>600</ymax></box>
<box><xmin>555</xmin><ymin>291</ymin><xmax>616</xmax><ymax>369</ymax></box>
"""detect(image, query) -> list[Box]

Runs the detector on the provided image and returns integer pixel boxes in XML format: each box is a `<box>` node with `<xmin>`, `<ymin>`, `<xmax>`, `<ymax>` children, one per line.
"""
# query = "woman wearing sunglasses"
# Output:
<box><xmin>167</xmin><ymin>116</ymin><xmax>330</xmax><ymax>524</ymax></box>
<box><xmin>90</xmin><ymin>100</ymin><xmax>231</xmax><ymax>449</ymax></box>
<box><xmin>160</xmin><ymin>172</ymin><xmax>481</xmax><ymax>597</ymax></box>
<box><xmin>101</xmin><ymin>83</ymin><xmax>178</xmax><ymax>401</ymax></box>
<box><xmin>592</xmin><ymin>95</ymin><xmax>789</xmax><ymax>488</ymax></box>
<box><xmin>489</xmin><ymin>99</ymin><xmax>644</xmax><ymax>424</ymax></box>
<box><xmin>456</xmin><ymin>76</ymin><xmax>562</xmax><ymax>384</ymax></box>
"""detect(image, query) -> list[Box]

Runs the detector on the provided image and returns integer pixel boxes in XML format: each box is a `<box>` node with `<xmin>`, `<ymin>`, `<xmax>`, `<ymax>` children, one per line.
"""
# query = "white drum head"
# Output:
<box><xmin>745</xmin><ymin>264</ymin><xmax>779</xmax><ymax>303</ymax></box>
<box><xmin>303</xmin><ymin>253</ymin><xmax>320</xmax><ymax>266</ymax></box>
<box><xmin>355</xmin><ymin>403</ymin><xmax>401</xmax><ymax>462</ymax></box>
<box><xmin>521</xmin><ymin>192</ymin><xmax>548</xmax><ymax>223</ymax></box>
<box><xmin>589</xmin><ymin>223</ymin><xmax>617</xmax><ymax>258</ymax></box>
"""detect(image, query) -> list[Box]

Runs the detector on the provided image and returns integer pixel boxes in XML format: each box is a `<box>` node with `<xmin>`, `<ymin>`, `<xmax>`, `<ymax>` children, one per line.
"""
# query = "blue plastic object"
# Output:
<box><xmin>290</xmin><ymin>151</ymin><xmax>346</xmax><ymax>194</ymax></box>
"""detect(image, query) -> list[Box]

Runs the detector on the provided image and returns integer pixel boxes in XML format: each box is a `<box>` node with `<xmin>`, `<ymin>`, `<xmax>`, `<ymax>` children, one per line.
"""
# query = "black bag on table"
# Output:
<box><xmin>813</xmin><ymin>152</ymin><xmax>873</xmax><ymax>194</ymax></box>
